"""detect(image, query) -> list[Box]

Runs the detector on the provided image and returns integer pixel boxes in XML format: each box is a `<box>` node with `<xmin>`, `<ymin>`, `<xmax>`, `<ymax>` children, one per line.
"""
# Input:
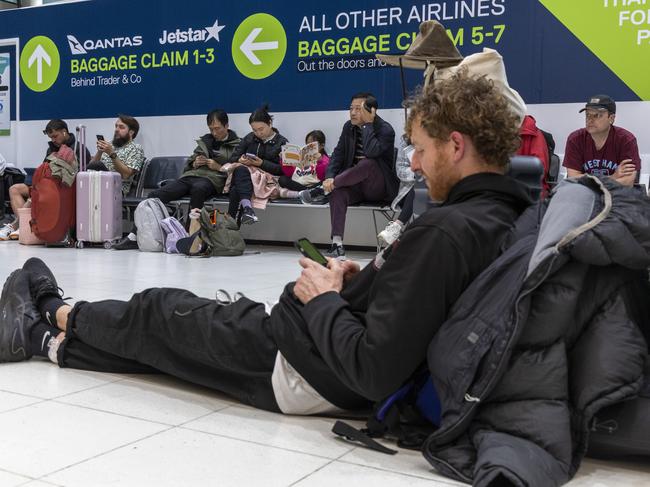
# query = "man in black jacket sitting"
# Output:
<box><xmin>1</xmin><ymin>72</ymin><xmax>531</xmax><ymax>417</ymax></box>
<box><xmin>299</xmin><ymin>93</ymin><xmax>397</xmax><ymax>257</ymax></box>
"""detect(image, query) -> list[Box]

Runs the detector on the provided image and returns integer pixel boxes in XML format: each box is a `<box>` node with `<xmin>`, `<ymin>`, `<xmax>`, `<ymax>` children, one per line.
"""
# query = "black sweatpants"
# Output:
<box><xmin>149</xmin><ymin>176</ymin><xmax>218</xmax><ymax>210</ymax></box>
<box><xmin>58</xmin><ymin>288</ymin><xmax>281</xmax><ymax>412</ymax></box>
<box><xmin>227</xmin><ymin>166</ymin><xmax>254</xmax><ymax>217</ymax></box>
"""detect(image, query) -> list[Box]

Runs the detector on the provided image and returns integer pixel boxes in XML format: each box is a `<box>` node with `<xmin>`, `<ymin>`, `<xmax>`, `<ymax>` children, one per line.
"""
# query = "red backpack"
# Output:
<box><xmin>30</xmin><ymin>162</ymin><xmax>76</xmax><ymax>243</ymax></box>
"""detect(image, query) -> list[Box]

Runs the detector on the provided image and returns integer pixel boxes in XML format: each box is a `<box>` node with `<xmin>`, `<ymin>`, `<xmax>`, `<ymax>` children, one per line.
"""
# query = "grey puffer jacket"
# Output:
<box><xmin>423</xmin><ymin>176</ymin><xmax>650</xmax><ymax>486</ymax></box>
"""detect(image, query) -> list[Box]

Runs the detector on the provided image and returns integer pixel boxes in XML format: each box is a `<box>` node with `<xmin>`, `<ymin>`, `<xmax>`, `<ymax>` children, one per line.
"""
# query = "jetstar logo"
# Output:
<box><xmin>67</xmin><ymin>34</ymin><xmax>143</xmax><ymax>55</ymax></box>
<box><xmin>158</xmin><ymin>19</ymin><xmax>225</xmax><ymax>45</ymax></box>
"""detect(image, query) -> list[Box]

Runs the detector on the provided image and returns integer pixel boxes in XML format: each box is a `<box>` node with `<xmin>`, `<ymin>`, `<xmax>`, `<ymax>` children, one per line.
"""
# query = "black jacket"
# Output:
<box><xmin>326</xmin><ymin>116</ymin><xmax>398</xmax><ymax>200</ymax></box>
<box><xmin>269</xmin><ymin>173</ymin><xmax>532</xmax><ymax>409</ymax></box>
<box><xmin>422</xmin><ymin>176</ymin><xmax>650</xmax><ymax>486</ymax></box>
<box><xmin>228</xmin><ymin>128</ymin><xmax>288</xmax><ymax>176</ymax></box>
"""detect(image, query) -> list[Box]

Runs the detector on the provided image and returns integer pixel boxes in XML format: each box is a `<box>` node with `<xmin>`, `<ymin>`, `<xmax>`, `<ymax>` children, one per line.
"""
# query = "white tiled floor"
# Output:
<box><xmin>0</xmin><ymin>244</ymin><xmax>649</xmax><ymax>486</ymax></box>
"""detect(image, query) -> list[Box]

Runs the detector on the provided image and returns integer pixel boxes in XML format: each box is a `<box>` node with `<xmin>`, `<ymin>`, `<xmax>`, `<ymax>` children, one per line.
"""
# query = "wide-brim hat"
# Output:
<box><xmin>377</xmin><ymin>20</ymin><xmax>463</xmax><ymax>70</ymax></box>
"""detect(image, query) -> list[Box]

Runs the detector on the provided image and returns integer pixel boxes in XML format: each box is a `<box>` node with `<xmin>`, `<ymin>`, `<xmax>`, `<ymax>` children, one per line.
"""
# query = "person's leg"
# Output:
<box><xmin>149</xmin><ymin>178</ymin><xmax>192</xmax><ymax>205</ymax></box>
<box><xmin>9</xmin><ymin>183</ymin><xmax>29</xmax><ymax>221</ymax></box>
<box><xmin>327</xmin><ymin>186</ymin><xmax>364</xmax><ymax>257</ymax></box>
<box><xmin>231</xmin><ymin>167</ymin><xmax>257</xmax><ymax>224</ymax></box>
<box><xmin>397</xmin><ymin>188</ymin><xmax>415</xmax><ymax>224</ymax></box>
<box><xmin>187</xmin><ymin>178</ymin><xmax>217</xmax><ymax>210</ymax></box>
<box><xmin>24</xmin><ymin>259</ymin><xmax>280</xmax><ymax>411</ymax></box>
<box><xmin>86</xmin><ymin>161</ymin><xmax>109</xmax><ymax>171</ymax></box>
<box><xmin>333</xmin><ymin>159</ymin><xmax>381</xmax><ymax>190</ymax></box>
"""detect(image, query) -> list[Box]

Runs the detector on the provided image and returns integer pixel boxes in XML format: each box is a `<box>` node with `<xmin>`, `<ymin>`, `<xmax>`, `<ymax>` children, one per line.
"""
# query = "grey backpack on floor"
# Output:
<box><xmin>134</xmin><ymin>198</ymin><xmax>170</xmax><ymax>252</ymax></box>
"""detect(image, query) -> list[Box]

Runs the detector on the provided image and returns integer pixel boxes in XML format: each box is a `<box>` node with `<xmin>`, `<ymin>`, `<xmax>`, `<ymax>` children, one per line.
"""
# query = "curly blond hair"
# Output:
<box><xmin>405</xmin><ymin>70</ymin><xmax>520</xmax><ymax>167</ymax></box>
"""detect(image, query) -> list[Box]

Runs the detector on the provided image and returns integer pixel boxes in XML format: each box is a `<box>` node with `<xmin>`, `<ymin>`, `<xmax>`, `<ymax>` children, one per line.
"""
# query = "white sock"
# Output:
<box><xmin>332</xmin><ymin>236</ymin><xmax>343</xmax><ymax>246</ymax></box>
<box><xmin>127</xmin><ymin>232</ymin><xmax>137</xmax><ymax>241</ymax></box>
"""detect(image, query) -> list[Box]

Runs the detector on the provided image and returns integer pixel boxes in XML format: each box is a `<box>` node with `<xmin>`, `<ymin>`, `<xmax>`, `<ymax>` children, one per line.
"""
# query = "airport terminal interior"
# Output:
<box><xmin>2</xmin><ymin>0</ymin><xmax>650</xmax><ymax>486</ymax></box>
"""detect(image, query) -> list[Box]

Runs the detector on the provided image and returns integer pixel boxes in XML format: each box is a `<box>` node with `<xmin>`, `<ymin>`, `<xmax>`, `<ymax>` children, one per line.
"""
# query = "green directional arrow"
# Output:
<box><xmin>20</xmin><ymin>36</ymin><xmax>60</xmax><ymax>92</ymax></box>
<box><xmin>539</xmin><ymin>0</ymin><xmax>650</xmax><ymax>100</ymax></box>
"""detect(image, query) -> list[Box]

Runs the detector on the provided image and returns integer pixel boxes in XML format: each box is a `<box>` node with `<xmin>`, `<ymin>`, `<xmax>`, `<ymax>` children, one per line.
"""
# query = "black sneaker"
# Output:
<box><xmin>240</xmin><ymin>206</ymin><xmax>258</xmax><ymax>225</ymax></box>
<box><xmin>22</xmin><ymin>258</ymin><xmax>64</xmax><ymax>304</ymax></box>
<box><xmin>325</xmin><ymin>243</ymin><xmax>346</xmax><ymax>259</ymax></box>
<box><xmin>0</xmin><ymin>269</ymin><xmax>40</xmax><ymax>362</ymax></box>
<box><xmin>299</xmin><ymin>186</ymin><xmax>326</xmax><ymax>205</ymax></box>
<box><xmin>112</xmin><ymin>235</ymin><xmax>139</xmax><ymax>250</ymax></box>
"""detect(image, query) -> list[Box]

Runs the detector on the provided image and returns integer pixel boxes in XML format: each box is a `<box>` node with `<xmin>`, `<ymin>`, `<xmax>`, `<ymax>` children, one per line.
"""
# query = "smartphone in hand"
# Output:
<box><xmin>96</xmin><ymin>135</ymin><xmax>105</xmax><ymax>141</ymax></box>
<box><xmin>295</xmin><ymin>238</ymin><xmax>328</xmax><ymax>266</ymax></box>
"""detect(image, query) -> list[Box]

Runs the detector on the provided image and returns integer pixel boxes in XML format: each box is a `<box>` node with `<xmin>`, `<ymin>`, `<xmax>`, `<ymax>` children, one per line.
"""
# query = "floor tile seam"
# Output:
<box><xmin>41</xmin><ymin>375</ymin><xmax>128</xmax><ymax>401</ymax></box>
<box><xmin>0</xmin><ymin>465</ymin><xmax>36</xmax><ymax>483</ymax></box>
<box><xmin>178</xmin><ymin>423</ymin><xmax>350</xmax><ymax>461</ymax></box>
<box><xmin>0</xmin><ymin>388</ymin><xmax>50</xmax><ymax>401</ymax></box>
<box><xmin>172</xmin><ymin>403</ymin><xmax>236</xmax><ymax>428</ymax></box>
<box><xmin>335</xmin><ymin>457</ymin><xmax>458</xmax><ymax>484</ymax></box>
<box><xmin>0</xmin><ymin>398</ymin><xmax>51</xmax><ymax>416</ymax></box>
<box><xmin>36</xmin><ymin>425</ymin><xmax>177</xmax><ymax>481</ymax></box>
<box><xmin>287</xmin><ymin>457</ymin><xmax>339</xmax><ymax>486</ymax></box>
<box><xmin>49</xmin><ymin>398</ymin><xmax>179</xmax><ymax>427</ymax></box>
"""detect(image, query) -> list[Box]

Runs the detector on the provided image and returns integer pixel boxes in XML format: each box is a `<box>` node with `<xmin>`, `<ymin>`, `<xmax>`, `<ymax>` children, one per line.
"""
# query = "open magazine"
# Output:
<box><xmin>281</xmin><ymin>141</ymin><xmax>320</xmax><ymax>169</ymax></box>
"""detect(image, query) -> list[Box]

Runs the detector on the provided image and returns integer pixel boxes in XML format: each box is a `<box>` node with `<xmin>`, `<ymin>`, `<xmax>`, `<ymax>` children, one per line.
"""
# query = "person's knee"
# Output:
<box><xmin>9</xmin><ymin>183</ymin><xmax>28</xmax><ymax>198</ymax></box>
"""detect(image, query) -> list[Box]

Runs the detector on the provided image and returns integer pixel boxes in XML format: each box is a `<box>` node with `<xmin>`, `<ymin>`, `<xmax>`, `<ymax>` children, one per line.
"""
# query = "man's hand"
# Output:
<box><xmin>339</xmin><ymin>259</ymin><xmax>361</xmax><ymax>283</ymax></box>
<box><xmin>294</xmin><ymin>257</ymin><xmax>346</xmax><ymax>304</ymax></box>
<box><xmin>360</xmin><ymin>106</ymin><xmax>376</xmax><ymax>125</ymax></box>
<box><xmin>194</xmin><ymin>155</ymin><xmax>208</xmax><ymax>168</ymax></box>
<box><xmin>323</xmin><ymin>178</ymin><xmax>335</xmax><ymax>193</ymax></box>
<box><xmin>96</xmin><ymin>140</ymin><xmax>114</xmax><ymax>155</ymax></box>
<box><xmin>613</xmin><ymin>159</ymin><xmax>637</xmax><ymax>187</ymax></box>
<box><xmin>206</xmin><ymin>159</ymin><xmax>221</xmax><ymax>171</ymax></box>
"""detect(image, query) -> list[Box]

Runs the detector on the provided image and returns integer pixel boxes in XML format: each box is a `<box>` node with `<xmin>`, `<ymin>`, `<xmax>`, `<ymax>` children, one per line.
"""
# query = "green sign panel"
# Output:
<box><xmin>232</xmin><ymin>13</ymin><xmax>287</xmax><ymax>80</ymax></box>
<box><xmin>540</xmin><ymin>0</ymin><xmax>650</xmax><ymax>100</ymax></box>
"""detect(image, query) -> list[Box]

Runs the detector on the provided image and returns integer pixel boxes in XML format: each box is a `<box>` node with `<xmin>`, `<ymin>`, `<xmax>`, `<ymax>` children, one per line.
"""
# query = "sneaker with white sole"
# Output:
<box><xmin>240</xmin><ymin>206</ymin><xmax>258</xmax><ymax>225</ymax></box>
<box><xmin>377</xmin><ymin>221</ymin><xmax>404</xmax><ymax>247</ymax></box>
<box><xmin>9</xmin><ymin>228</ymin><xmax>19</xmax><ymax>240</ymax></box>
<box><xmin>325</xmin><ymin>243</ymin><xmax>346</xmax><ymax>259</ymax></box>
<box><xmin>0</xmin><ymin>224</ymin><xmax>15</xmax><ymax>241</ymax></box>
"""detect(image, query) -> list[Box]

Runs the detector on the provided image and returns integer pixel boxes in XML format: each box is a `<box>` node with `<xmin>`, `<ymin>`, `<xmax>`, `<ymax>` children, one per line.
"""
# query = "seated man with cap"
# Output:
<box><xmin>563</xmin><ymin>94</ymin><xmax>641</xmax><ymax>187</ymax></box>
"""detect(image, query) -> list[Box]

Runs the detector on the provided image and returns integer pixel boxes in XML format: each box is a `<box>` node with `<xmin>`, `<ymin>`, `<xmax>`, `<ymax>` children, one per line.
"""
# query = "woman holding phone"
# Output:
<box><xmin>226</xmin><ymin>105</ymin><xmax>288</xmax><ymax>225</ymax></box>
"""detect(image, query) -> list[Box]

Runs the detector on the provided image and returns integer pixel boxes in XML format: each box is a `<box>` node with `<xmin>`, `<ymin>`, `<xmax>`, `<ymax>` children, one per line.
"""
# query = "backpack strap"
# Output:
<box><xmin>331</xmin><ymin>421</ymin><xmax>398</xmax><ymax>455</ymax></box>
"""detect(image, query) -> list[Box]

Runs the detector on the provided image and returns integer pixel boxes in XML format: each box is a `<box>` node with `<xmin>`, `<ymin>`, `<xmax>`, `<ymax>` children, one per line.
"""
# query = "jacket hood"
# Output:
<box><xmin>529</xmin><ymin>176</ymin><xmax>650</xmax><ymax>274</ymax></box>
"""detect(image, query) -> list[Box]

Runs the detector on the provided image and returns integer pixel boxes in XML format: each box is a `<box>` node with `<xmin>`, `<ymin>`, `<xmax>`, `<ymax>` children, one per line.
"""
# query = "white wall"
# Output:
<box><xmin>1</xmin><ymin>101</ymin><xmax>648</xmax><ymax>173</ymax></box>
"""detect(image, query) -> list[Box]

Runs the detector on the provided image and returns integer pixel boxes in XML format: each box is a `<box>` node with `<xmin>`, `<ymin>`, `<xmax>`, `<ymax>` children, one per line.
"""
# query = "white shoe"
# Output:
<box><xmin>378</xmin><ymin>221</ymin><xmax>403</xmax><ymax>247</ymax></box>
<box><xmin>9</xmin><ymin>228</ymin><xmax>19</xmax><ymax>240</ymax></box>
<box><xmin>0</xmin><ymin>224</ymin><xmax>15</xmax><ymax>241</ymax></box>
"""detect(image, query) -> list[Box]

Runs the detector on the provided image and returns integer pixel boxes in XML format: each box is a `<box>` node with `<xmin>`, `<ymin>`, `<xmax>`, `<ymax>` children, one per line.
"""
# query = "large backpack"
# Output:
<box><xmin>333</xmin><ymin>369</ymin><xmax>441</xmax><ymax>454</ymax></box>
<box><xmin>197</xmin><ymin>208</ymin><xmax>245</xmax><ymax>256</ymax></box>
<box><xmin>134</xmin><ymin>198</ymin><xmax>170</xmax><ymax>252</ymax></box>
<box><xmin>159</xmin><ymin>216</ymin><xmax>188</xmax><ymax>254</ymax></box>
<box><xmin>30</xmin><ymin>161</ymin><xmax>76</xmax><ymax>243</ymax></box>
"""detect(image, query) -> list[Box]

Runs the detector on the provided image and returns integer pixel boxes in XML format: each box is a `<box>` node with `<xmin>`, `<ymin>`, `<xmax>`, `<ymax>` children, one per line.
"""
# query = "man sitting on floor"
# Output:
<box><xmin>0</xmin><ymin>72</ymin><xmax>531</xmax><ymax>416</ymax></box>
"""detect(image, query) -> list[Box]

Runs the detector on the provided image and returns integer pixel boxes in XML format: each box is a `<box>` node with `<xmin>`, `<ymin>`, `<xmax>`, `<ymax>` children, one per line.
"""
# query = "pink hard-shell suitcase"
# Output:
<box><xmin>76</xmin><ymin>171</ymin><xmax>122</xmax><ymax>248</ymax></box>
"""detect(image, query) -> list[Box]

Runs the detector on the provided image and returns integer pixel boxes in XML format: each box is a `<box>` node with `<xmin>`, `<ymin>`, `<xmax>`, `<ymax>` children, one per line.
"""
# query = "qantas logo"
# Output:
<box><xmin>67</xmin><ymin>34</ymin><xmax>143</xmax><ymax>55</ymax></box>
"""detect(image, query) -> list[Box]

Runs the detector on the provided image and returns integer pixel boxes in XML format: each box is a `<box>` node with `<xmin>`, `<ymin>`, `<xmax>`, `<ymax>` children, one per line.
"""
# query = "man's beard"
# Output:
<box><xmin>112</xmin><ymin>134</ymin><xmax>130</xmax><ymax>148</ymax></box>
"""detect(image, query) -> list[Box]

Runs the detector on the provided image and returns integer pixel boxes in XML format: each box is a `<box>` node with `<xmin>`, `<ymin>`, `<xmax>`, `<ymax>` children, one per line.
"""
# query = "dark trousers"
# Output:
<box><xmin>228</xmin><ymin>166</ymin><xmax>254</xmax><ymax>217</ymax></box>
<box><xmin>397</xmin><ymin>188</ymin><xmax>415</xmax><ymax>224</ymax></box>
<box><xmin>329</xmin><ymin>158</ymin><xmax>387</xmax><ymax>238</ymax></box>
<box><xmin>58</xmin><ymin>288</ymin><xmax>281</xmax><ymax>412</ymax></box>
<box><xmin>86</xmin><ymin>161</ymin><xmax>110</xmax><ymax>171</ymax></box>
<box><xmin>149</xmin><ymin>176</ymin><xmax>218</xmax><ymax>210</ymax></box>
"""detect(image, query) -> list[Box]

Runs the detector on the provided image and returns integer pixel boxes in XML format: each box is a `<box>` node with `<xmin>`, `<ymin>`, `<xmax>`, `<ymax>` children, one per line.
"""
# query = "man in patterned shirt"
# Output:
<box><xmin>88</xmin><ymin>114</ymin><xmax>145</xmax><ymax>195</ymax></box>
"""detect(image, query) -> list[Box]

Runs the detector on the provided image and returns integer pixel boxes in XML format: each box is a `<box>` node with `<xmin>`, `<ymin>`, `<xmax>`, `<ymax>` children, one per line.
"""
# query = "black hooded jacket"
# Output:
<box><xmin>270</xmin><ymin>173</ymin><xmax>532</xmax><ymax>409</ymax></box>
<box><xmin>422</xmin><ymin>176</ymin><xmax>650</xmax><ymax>486</ymax></box>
